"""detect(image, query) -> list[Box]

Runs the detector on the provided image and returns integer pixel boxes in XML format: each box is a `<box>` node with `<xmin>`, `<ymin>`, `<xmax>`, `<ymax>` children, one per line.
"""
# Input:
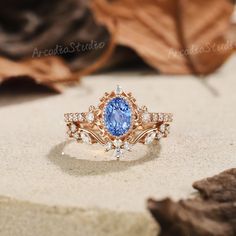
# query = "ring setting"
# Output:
<box><xmin>64</xmin><ymin>86</ymin><xmax>173</xmax><ymax>158</ymax></box>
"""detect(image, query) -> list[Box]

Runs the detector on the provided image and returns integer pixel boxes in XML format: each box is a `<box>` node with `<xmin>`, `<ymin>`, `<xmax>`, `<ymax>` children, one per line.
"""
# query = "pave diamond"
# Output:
<box><xmin>145</xmin><ymin>131</ymin><xmax>156</xmax><ymax>144</ymax></box>
<box><xmin>152</xmin><ymin>113</ymin><xmax>158</xmax><ymax>122</ymax></box>
<box><xmin>68</xmin><ymin>113</ymin><xmax>73</xmax><ymax>122</ymax></box>
<box><xmin>158</xmin><ymin>113</ymin><xmax>164</xmax><ymax>122</ymax></box>
<box><xmin>142</xmin><ymin>112</ymin><xmax>151</xmax><ymax>123</ymax></box>
<box><xmin>104</xmin><ymin>97</ymin><xmax>132</xmax><ymax>137</ymax></box>
<box><xmin>73</xmin><ymin>114</ymin><xmax>78</xmax><ymax>122</ymax></box>
<box><xmin>78</xmin><ymin>113</ymin><xmax>84</xmax><ymax>122</ymax></box>
<box><xmin>164</xmin><ymin>114</ymin><xmax>169</xmax><ymax>122</ymax></box>
<box><xmin>64</xmin><ymin>114</ymin><xmax>69</xmax><ymax>121</ymax></box>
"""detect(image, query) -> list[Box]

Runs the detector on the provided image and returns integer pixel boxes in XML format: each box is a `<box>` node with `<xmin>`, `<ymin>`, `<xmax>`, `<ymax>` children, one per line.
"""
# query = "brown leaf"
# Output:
<box><xmin>0</xmin><ymin>0</ymin><xmax>109</xmax><ymax>71</ymax></box>
<box><xmin>0</xmin><ymin>57</ymin><xmax>74</xmax><ymax>92</ymax></box>
<box><xmin>147</xmin><ymin>169</ymin><xmax>236</xmax><ymax>236</ymax></box>
<box><xmin>91</xmin><ymin>0</ymin><xmax>235</xmax><ymax>74</ymax></box>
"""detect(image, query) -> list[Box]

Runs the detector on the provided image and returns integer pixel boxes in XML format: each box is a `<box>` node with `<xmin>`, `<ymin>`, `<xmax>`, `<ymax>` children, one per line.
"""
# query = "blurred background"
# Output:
<box><xmin>0</xmin><ymin>0</ymin><xmax>235</xmax><ymax>92</ymax></box>
<box><xmin>0</xmin><ymin>1</ymin><xmax>236</xmax><ymax>236</ymax></box>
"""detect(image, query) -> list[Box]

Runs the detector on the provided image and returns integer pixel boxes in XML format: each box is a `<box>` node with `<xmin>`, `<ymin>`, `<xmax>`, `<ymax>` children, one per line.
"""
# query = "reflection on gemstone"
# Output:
<box><xmin>104</xmin><ymin>97</ymin><xmax>132</xmax><ymax>137</ymax></box>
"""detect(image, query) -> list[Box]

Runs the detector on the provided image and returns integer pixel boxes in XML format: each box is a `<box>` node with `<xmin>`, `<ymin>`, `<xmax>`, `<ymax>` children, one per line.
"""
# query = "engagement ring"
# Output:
<box><xmin>64</xmin><ymin>86</ymin><xmax>173</xmax><ymax>158</ymax></box>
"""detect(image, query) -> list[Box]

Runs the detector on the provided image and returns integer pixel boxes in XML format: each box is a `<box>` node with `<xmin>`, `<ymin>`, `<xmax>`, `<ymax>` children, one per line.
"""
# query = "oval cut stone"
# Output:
<box><xmin>104</xmin><ymin>97</ymin><xmax>132</xmax><ymax>136</ymax></box>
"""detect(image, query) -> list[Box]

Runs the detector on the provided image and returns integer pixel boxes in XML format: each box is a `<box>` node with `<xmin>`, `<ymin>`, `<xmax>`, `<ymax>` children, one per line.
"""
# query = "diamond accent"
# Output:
<box><xmin>64</xmin><ymin>114</ymin><xmax>68</xmax><ymax>121</ymax></box>
<box><xmin>113</xmin><ymin>139</ymin><xmax>122</xmax><ymax>148</ymax></box>
<box><xmin>158</xmin><ymin>113</ymin><xmax>164</xmax><ymax>122</ymax></box>
<box><xmin>105</xmin><ymin>142</ymin><xmax>112</xmax><ymax>151</ymax></box>
<box><xmin>73</xmin><ymin>132</ymin><xmax>79</xmax><ymax>140</ymax></box>
<box><xmin>115</xmin><ymin>85</ymin><xmax>123</xmax><ymax>95</ymax></box>
<box><xmin>86</xmin><ymin>112</ymin><xmax>94</xmax><ymax>123</ymax></box>
<box><xmin>142</xmin><ymin>112</ymin><xmax>151</xmax><ymax>123</ymax></box>
<box><xmin>67</xmin><ymin>130</ymin><xmax>72</xmax><ymax>136</ymax></box>
<box><xmin>164</xmin><ymin>114</ymin><xmax>169</xmax><ymax>122</ymax></box>
<box><xmin>145</xmin><ymin>131</ymin><xmax>156</xmax><ymax>144</ymax></box>
<box><xmin>81</xmin><ymin>132</ymin><xmax>91</xmax><ymax>144</ymax></box>
<box><xmin>73</xmin><ymin>114</ymin><xmax>78</xmax><ymax>122</ymax></box>
<box><xmin>152</xmin><ymin>113</ymin><xmax>158</xmax><ymax>122</ymax></box>
<box><xmin>157</xmin><ymin>132</ymin><xmax>163</xmax><ymax>140</ymax></box>
<box><xmin>78</xmin><ymin>113</ymin><xmax>84</xmax><ymax>122</ymax></box>
<box><xmin>113</xmin><ymin>148</ymin><xmax>123</xmax><ymax>158</ymax></box>
<box><xmin>68</xmin><ymin>113</ymin><xmax>73</xmax><ymax>122</ymax></box>
<box><xmin>159</xmin><ymin>124</ymin><xmax>166</xmax><ymax>133</ymax></box>
<box><xmin>124</xmin><ymin>141</ymin><xmax>131</xmax><ymax>151</ymax></box>
<box><xmin>70</xmin><ymin>124</ymin><xmax>77</xmax><ymax>133</ymax></box>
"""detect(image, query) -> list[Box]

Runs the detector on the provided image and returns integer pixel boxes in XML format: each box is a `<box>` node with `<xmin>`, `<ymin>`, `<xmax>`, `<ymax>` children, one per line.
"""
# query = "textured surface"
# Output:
<box><xmin>0</xmin><ymin>196</ymin><xmax>156</xmax><ymax>236</ymax></box>
<box><xmin>0</xmin><ymin>55</ymin><xmax>236</xmax><ymax>235</ymax></box>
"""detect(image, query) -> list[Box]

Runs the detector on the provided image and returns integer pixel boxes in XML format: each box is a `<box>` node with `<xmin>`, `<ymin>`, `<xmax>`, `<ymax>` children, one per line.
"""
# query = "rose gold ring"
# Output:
<box><xmin>64</xmin><ymin>86</ymin><xmax>173</xmax><ymax>158</ymax></box>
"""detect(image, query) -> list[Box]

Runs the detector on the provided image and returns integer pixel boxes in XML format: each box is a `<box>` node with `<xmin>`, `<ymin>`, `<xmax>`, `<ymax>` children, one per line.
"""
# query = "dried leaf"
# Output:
<box><xmin>148</xmin><ymin>169</ymin><xmax>236</xmax><ymax>236</ymax></box>
<box><xmin>91</xmin><ymin>0</ymin><xmax>235</xmax><ymax>74</ymax></box>
<box><xmin>0</xmin><ymin>57</ymin><xmax>74</xmax><ymax>92</ymax></box>
<box><xmin>0</xmin><ymin>0</ymin><xmax>108</xmax><ymax>71</ymax></box>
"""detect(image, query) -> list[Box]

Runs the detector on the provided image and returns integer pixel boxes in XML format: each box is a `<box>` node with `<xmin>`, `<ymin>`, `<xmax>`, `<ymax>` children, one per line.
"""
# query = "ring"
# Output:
<box><xmin>64</xmin><ymin>85</ymin><xmax>173</xmax><ymax>158</ymax></box>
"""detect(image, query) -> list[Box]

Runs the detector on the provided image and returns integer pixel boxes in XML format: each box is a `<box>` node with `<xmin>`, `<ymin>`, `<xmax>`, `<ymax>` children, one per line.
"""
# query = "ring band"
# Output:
<box><xmin>64</xmin><ymin>86</ymin><xmax>173</xmax><ymax>158</ymax></box>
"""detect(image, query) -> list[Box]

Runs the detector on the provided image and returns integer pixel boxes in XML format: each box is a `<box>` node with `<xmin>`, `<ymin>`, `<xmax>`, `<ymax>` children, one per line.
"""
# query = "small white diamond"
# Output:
<box><xmin>70</xmin><ymin>124</ymin><xmax>77</xmax><ymax>133</ymax></box>
<box><xmin>158</xmin><ymin>113</ymin><xmax>164</xmax><ymax>122</ymax></box>
<box><xmin>73</xmin><ymin>132</ymin><xmax>79</xmax><ymax>140</ymax></box>
<box><xmin>142</xmin><ymin>112</ymin><xmax>151</xmax><ymax>123</ymax></box>
<box><xmin>86</xmin><ymin>112</ymin><xmax>94</xmax><ymax>123</ymax></box>
<box><xmin>64</xmin><ymin>114</ymin><xmax>69</xmax><ymax>121</ymax></box>
<box><xmin>113</xmin><ymin>148</ymin><xmax>123</xmax><ymax>158</ymax></box>
<box><xmin>73</xmin><ymin>114</ymin><xmax>78</xmax><ymax>122</ymax></box>
<box><xmin>164</xmin><ymin>126</ymin><xmax>170</xmax><ymax>136</ymax></box>
<box><xmin>164</xmin><ymin>114</ymin><xmax>169</xmax><ymax>122</ymax></box>
<box><xmin>113</xmin><ymin>139</ymin><xmax>122</xmax><ymax>147</ymax></box>
<box><xmin>145</xmin><ymin>131</ymin><xmax>156</xmax><ymax>144</ymax></box>
<box><xmin>78</xmin><ymin>113</ymin><xmax>84</xmax><ymax>122</ymax></box>
<box><xmin>115</xmin><ymin>85</ymin><xmax>122</xmax><ymax>95</ymax></box>
<box><xmin>67</xmin><ymin>130</ymin><xmax>72</xmax><ymax>136</ymax></box>
<box><xmin>105</xmin><ymin>142</ymin><xmax>112</xmax><ymax>151</ymax></box>
<box><xmin>160</xmin><ymin>124</ymin><xmax>166</xmax><ymax>133</ymax></box>
<box><xmin>69</xmin><ymin>113</ymin><xmax>73</xmax><ymax>122</ymax></box>
<box><xmin>164</xmin><ymin>130</ymin><xmax>169</xmax><ymax>136</ymax></box>
<box><xmin>157</xmin><ymin>132</ymin><xmax>163</xmax><ymax>140</ymax></box>
<box><xmin>124</xmin><ymin>141</ymin><xmax>131</xmax><ymax>151</ymax></box>
<box><xmin>152</xmin><ymin>113</ymin><xmax>158</xmax><ymax>122</ymax></box>
<box><xmin>81</xmin><ymin>132</ymin><xmax>91</xmax><ymax>144</ymax></box>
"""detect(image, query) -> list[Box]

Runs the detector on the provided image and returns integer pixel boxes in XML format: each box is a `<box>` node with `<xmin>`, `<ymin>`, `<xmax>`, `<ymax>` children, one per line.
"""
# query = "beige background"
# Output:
<box><xmin>0</xmin><ymin>55</ymin><xmax>236</xmax><ymax>235</ymax></box>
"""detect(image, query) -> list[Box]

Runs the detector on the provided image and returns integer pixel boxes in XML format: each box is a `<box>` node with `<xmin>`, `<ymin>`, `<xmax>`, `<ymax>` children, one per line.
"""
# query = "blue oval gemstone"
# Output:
<box><xmin>104</xmin><ymin>97</ymin><xmax>132</xmax><ymax>137</ymax></box>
